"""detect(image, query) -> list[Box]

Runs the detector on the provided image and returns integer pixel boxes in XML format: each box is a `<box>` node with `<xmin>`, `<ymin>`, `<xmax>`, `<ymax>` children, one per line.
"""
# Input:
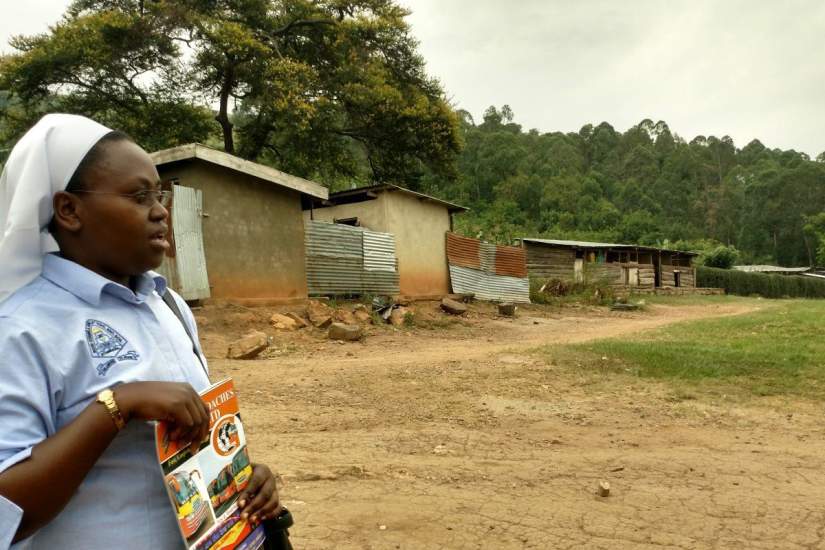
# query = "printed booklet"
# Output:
<box><xmin>156</xmin><ymin>378</ymin><xmax>266</xmax><ymax>550</ymax></box>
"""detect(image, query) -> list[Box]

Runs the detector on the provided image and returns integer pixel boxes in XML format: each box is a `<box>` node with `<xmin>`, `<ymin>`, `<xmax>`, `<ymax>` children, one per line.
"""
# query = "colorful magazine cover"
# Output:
<box><xmin>156</xmin><ymin>378</ymin><xmax>266</xmax><ymax>550</ymax></box>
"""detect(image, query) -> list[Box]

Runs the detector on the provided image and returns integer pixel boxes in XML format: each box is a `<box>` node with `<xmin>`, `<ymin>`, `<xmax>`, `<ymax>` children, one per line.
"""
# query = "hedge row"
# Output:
<box><xmin>697</xmin><ymin>266</ymin><xmax>825</xmax><ymax>298</ymax></box>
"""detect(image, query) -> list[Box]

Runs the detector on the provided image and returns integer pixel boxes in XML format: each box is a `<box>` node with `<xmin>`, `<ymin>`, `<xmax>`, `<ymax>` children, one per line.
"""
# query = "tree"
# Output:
<box><xmin>701</xmin><ymin>245</ymin><xmax>740</xmax><ymax>269</ymax></box>
<box><xmin>0</xmin><ymin>8</ymin><xmax>215</xmax><ymax>151</ymax></box>
<box><xmin>0</xmin><ymin>0</ymin><xmax>461</xmax><ymax>184</ymax></box>
<box><xmin>803</xmin><ymin>213</ymin><xmax>825</xmax><ymax>266</ymax></box>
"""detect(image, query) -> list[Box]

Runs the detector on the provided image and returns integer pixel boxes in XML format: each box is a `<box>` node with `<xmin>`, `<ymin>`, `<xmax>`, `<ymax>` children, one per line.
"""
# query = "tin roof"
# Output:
<box><xmin>520</xmin><ymin>238</ymin><xmax>699</xmax><ymax>256</ymax></box>
<box><xmin>306</xmin><ymin>183</ymin><xmax>468</xmax><ymax>214</ymax></box>
<box><xmin>734</xmin><ymin>265</ymin><xmax>811</xmax><ymax>273</ymax></box>
<box><xmin>151</xmin><ymin>143</ymin><xmax>328</xmax><ymax>200</ymax></box>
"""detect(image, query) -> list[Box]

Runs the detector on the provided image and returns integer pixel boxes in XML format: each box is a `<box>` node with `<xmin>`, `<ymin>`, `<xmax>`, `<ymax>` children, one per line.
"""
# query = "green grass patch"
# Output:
<box><xmin>541</xmin><ymin>299</ymin><xmax>825</xmax><ymax>400</ymax></box>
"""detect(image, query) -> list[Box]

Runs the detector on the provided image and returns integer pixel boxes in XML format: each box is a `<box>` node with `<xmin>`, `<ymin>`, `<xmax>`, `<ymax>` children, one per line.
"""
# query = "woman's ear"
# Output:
<box><xmin>52</xmin><ymin>191</ymin><xmax>84</xmax><ymax>234</ymax></box>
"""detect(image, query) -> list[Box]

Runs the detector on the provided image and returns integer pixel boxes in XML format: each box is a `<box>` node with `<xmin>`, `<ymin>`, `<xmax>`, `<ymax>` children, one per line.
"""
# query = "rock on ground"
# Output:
<box><xmin>441</xmin><ymin>297</ymin><xmax>468</xmax><ymax>315</ymax></box>
<box><xmin>270</xmin><ymin>313</ymin><xmax>299</xmax><ymax>331</ymax></box>
<box><xmin>328</xmin><ymin>322</ymin><xmax>364</xmax><ymax>342</ymax></box>
<box><xmin>353</xmin><ymin>305</ymin><xmax>373</xmax><ymax>324</ymax></box>
<box><xmin>226</xmin><ymin>330</ymin><xmax>268</xmax><ymax>359</ymax></box>
<box><xmin>307</xmin><ymin>300</ymin><xmax>334</xmax><ymax>328</ymax></box>
<box><xmin>389</xmin><ymin>307</ymin><xmax>409</xmax><ymax>326</ymax></box>
<box><xmin>334</xmin><ymin>309</ymin><xmax>358</xmax><ymax>325</ymax></box>
<box><xmin>285</xmin><ymin>312</ymin><xmax>309</xmax><ymax>329</ymax></box>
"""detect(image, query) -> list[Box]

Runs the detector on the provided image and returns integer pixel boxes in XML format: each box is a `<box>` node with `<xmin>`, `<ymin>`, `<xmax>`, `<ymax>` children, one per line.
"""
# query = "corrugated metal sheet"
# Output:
<box><xmin>479</xmin><ymin>243</ymin><xmax>496</xmax><ymax>273</ymax></box>
<box><xmin>305</xmin><ymin>221</ymin><xmax>399</xmax><ymax>296</ymax></box>
<box><xmin>306</xmin><ymin>221</ymin><xmax>362</xmax><ymax>258</ymax></box>
<box><xmin>446</xmin><ymin>232</ymin><xmax>481</xmax><ymax>269</ymax></box>
<box><xmin>493</xmin><ymin>245</ymin><xmax>528</xmax><ymax>278</ymax></box>
<box><xmin>156</xmin><ymin>185</ymin><xmax>211</xmax><ymax>301</ymax></box>
<box><xmin>446</xmin><ymin>233</ymin><xmax>530</xmax><ymax>303</ymax></box>
<box><xmin>734</xmin><ymin>265</ymin><xmax>811</xmax><ymax>273</ymax></box>
<box><xmin>363</xmin><ymin>231</ymin><xmax>397</xmax><ymax>272</ymax></box>
<box><xmin>449</xmin><ymin>266</ymin><xmax>530</xmax><ymax>303</ymax></box>
<box><xmin>173</xmin><ymin>186</ymin><xmax>211</xmax><ymax>300</ymax></box>
<box><xmin>520</xmin><ymin>237</ymin><xmax>699</xmax><ymax>256</ymax></box>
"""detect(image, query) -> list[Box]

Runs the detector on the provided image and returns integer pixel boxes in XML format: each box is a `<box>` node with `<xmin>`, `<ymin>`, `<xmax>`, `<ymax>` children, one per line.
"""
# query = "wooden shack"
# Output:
<box><xmin>520</xmin><ymin>238</ymin><xmax>698</xmax><ymax>289</ymax></box>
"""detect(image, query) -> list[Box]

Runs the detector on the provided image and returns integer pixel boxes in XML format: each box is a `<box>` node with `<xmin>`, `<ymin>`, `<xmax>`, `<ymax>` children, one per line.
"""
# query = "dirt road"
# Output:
<box><xmin>205</xmin><ymin>300</ymin><xmax>825</xmax><ymax>549</ymax></box>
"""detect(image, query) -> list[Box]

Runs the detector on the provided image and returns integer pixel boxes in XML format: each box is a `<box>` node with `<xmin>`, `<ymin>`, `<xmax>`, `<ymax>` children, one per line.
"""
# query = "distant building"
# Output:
<box><xmin>519</xmin><ymin>238</ymin><xmax>698</xmax><ymax>289</ymax></box>
<box><xmin>303</xmin><ymin>184</ymin><xmax>467</xmax><ymax>298</ymax></box>
<box><xmin>733</xmin><ymin>265</ymin><xmax>812</xmax><ymax>275</ymax></box>
<box><xmin>151</xmin><ymin>143</ymin><xmax>328</xmax><ymax>304</ymax></box>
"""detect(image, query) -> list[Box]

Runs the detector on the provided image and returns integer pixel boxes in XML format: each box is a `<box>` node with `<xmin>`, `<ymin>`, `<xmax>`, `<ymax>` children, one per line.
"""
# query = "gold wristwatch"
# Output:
<box><xmin>97</xmin><ymin>388</ymin><xmax>126</xmax><ymax>431</ymax></box>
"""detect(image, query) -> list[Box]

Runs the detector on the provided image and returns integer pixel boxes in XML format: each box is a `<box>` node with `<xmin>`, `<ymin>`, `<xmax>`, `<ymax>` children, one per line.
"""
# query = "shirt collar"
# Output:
<box><xmin>41</xmin><ymin>254</ymin><xmax>167</xmax><ymax>306</ymax></box>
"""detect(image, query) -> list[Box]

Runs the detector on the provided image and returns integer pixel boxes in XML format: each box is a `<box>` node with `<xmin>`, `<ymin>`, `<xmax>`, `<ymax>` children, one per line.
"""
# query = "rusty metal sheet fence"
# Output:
<box><xmin>446</xmin><ymin>233</ymin><xmax>530</xmax><ymax>303</ymax></box>
<box><xmin>305</xmin><ymin>221</ymin><xmax>399</xmax><ymax>296</ymax></box>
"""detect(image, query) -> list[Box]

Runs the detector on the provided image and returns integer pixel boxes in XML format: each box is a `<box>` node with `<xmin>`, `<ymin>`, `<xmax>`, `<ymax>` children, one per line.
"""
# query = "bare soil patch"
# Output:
<box><xmin>201</xmin><ymin>299</ymin><xmax>825</xmax><ymax>549</ymax></box>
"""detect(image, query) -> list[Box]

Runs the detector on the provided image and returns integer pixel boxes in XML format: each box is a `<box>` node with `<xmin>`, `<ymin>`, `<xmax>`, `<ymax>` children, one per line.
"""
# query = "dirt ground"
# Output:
<box><xmin>201</xmin><ymin>299</ymin><xmax>825</xmax><ymax>549</ymax></box>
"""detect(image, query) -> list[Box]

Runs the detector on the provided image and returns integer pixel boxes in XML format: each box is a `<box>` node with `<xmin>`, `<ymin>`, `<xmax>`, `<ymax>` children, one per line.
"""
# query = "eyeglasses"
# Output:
<box><xmin>72</xmin><ymin>189</ymin><xmax>173</xmax><ymax>208</ymax></box>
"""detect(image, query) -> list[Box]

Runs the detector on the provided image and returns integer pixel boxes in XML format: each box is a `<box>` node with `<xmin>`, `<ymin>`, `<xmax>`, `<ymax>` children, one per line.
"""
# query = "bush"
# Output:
<box><xmin>530</xmin><ymin>277</ymin><xmax>614</xmax><ymax>305</ymax></box>
<box><xmin>697</xmin><ymin>266</ymin><xmax>825</xmax><ymax>298</ymax></box>
<box><xmin>700</xmin><ymin>245</ymin><xmax>739</xmax><ymax>269</ymax></box>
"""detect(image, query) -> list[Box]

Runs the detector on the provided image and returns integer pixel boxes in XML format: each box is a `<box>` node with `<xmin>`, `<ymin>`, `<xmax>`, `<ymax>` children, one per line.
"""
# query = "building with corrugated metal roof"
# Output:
<box><xmin>303</xmin><ymin>184</ymin><xmax>467</xmax><ymax>298</ymax></box>
<box><xmin>733</xmin><ymin>265</ymin><xmax>812</xmax><ymax>275</ymax></box>
<box><xmin>151</xmin><ymin>143</ymin><xmax>328</xmax><ymax>304</ymax></box>
<box><xmin>519</xmin><ymin>238</ymin><xmax>698</xmax><ymax>289</ymax></box>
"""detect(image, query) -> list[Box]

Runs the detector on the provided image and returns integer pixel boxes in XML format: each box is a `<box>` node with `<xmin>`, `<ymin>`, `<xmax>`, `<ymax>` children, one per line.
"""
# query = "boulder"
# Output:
<box><xmin>227</xmin><ymin>331</ymin><xmax>268</xmax><ymax>359</ymax></box>
<box><xmin>307</xmin><ymin>300</ymin><xmax>334</xmax><ymax>328</ymax></box>
<box><xmin>285</xmin><ymin>312</ymin><xmax>309</xmax><ymax>329</ymax></box>
<box><xmin>270</xmin><ymin>313</ymin><xmax>299</xmax><ymax>331</ymax></box>
<box><xmin>441</xmin><ymin>297</ymin><xmax>467</xmax><ymax>316</ymax></box>
<box><xmin>328</xmin><ymin>322</ymin><xmax>363</xmax><ymax>342</ymax></box>
<box><xmin>353</xmin><ymin>305</ymin><xmax>372</xmax><ymax>324</ymax></box>
<box><xmin>389</xmin><ymin>307</ymin><xmax>408</xmax><ymax>326</ymax></box>
<box><xmin>334</xmin><ymin>309</ymin><xmax>357</xmax><ymax>325</ymax></box>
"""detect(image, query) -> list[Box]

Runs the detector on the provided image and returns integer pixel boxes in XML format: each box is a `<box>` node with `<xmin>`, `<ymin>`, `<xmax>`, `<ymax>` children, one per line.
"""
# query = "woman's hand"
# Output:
<box><xmin>238</xmin><ymin>463</ymin><xmax>282</xmax><ymax>523</ymax></box>
<box><xmin>115</xmin><ymin>381</ymin><xmax>210</xmax><ymax>445</ymax></box>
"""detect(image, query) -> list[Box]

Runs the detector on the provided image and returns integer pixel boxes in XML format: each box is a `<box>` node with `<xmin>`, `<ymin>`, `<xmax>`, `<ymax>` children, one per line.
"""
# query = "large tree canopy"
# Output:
<box><xmin>0</xmin><ymin>0</ymin><xmax>461</xmax><ymax>185</ymax></box>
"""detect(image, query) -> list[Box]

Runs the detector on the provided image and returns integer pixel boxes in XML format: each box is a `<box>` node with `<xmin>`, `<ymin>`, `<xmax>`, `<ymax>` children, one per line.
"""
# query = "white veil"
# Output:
<box><xmin>0</xmin><ymin>114</ymin><xmax>112</xmax><ymax>303</ymax></box>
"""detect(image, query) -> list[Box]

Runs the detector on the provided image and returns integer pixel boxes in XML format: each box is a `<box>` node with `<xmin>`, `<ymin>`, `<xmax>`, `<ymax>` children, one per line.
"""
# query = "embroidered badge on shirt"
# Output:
<box><xmin>85</xmin><ymin>320</ymin><xmax>141</xmax><ymax>376</ymax></box>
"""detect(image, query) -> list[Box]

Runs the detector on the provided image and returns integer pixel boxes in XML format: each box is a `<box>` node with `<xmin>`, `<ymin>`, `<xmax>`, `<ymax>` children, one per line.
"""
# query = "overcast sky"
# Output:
<box><xmin>3</xmin><ymin>0</ymin><xmax>824</xmax><ymax>156</ymax></box>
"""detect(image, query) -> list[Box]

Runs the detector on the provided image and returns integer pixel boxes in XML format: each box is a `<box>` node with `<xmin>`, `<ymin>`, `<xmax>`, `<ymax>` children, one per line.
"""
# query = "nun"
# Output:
<box><xmin>0</xmin><ymin>114</ymin><xmax>281</xmax><ymax>548</ymax></box>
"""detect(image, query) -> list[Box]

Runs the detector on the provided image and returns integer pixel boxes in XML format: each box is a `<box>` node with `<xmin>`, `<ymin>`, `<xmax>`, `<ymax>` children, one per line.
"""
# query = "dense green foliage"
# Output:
<box><xmin>546</xmin><ymin>298</ymin><xmax>825</xmax><ymax>399</ymax></box>
<box><xmin>0</xmin><ymin>0</ymin><xmax>460</xmax><ymax>185</ymax></box>
<box><xmin>699</xmin><ymin>245</ymin><xmax>739</xmax><ymax>269</ymax></box>
<box><xmin>423</xmin><ymin>106</ymin><xmax>825</xmax><ymax>267</ymax></box>
<box><xmin>697</xmin><ymin>266</ymin><xmax>825</xmax><ymax>298</ymax></box>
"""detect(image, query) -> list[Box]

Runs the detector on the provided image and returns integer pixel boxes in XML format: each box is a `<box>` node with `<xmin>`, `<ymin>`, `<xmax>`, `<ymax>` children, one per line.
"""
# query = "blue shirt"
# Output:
<box><xmin>0</xmin><ymin>254</ymin><xmax>211</xmax><ymax>549</ymax></box>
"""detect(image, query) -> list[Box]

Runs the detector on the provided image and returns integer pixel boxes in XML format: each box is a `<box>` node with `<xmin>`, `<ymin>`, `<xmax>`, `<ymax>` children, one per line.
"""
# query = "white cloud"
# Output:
<box><xmin>404</xmin><ymin>0</ymin><xmax>825</xmax><ymax>156</ymax></box>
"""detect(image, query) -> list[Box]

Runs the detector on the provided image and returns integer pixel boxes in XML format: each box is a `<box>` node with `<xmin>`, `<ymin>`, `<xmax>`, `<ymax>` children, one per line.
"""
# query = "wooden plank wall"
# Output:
<box><xmin>525</xmin><ymin>243</ymin><xmax>669</xmax><ymax>289</ymax></box>
<box><xmin>660</xmin><ymin>265</ymin><xmax>696</xmax><ymax>288</ymax></box>
<box><xmin>637</xmin><ymin>266</ymin><xmax>656</xmax><ymax>288</ymax></box>
<box><xmin>587</xmin><ymin>264</ymin><xmax>655</xmax><ymax>289</ymax></box>
<box><xmin>586</xmin><ymin>264</ymin><xmax>623</xmax><ymax>286</ymax></box>
<box><xmin>525</xmin><ymin>243</ymin><xmax>576</xmax><ymax>278</ymax></box>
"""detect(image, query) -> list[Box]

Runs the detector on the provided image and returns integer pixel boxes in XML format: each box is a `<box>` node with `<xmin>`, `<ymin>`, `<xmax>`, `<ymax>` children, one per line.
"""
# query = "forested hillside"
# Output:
<box><xmin>422</xmin><ymin>106</ymin><xmax>825</xmax><ymax>267</ymax></box>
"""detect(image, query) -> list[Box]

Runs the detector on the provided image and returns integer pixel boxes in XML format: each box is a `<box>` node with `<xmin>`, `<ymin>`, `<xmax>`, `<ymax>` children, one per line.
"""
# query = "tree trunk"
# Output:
<box><xmin>803</xmin><ymin>232</ymin><xmax>814</xmax><ymax>267</ymax></box>
<box><xmin>216</xmin><ymin>65</ymin><xmax>235</xmax><ymax>154</ymax></box>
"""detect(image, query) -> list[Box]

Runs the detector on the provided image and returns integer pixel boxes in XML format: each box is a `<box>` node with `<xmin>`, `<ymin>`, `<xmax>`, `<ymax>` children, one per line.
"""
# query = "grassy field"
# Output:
<box><xmin>541</xmin><ymin>297</ymin><xmax>825</xmax><ymax>401</ymax></box>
